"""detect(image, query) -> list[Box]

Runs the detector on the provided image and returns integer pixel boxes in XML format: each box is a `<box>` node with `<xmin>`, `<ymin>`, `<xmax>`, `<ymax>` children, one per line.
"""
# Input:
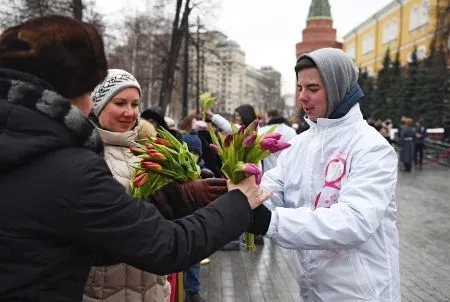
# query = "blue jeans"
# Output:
<box><xmin>185</xmin><ymin>263</ymin><xmax>200</xmax><ymax>293</ymax></box>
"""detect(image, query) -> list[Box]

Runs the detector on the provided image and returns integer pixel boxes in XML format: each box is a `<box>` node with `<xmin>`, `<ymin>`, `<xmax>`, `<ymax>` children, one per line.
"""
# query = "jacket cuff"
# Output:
<box><xmin>266</xmin><ymin>209</ymin><xmax>279</xmax><ymax>239</ymax></box>
<box><xmin>249</xmin><ymin>205</ymin><xmax>272</xmax><ymax>235</ymax></box>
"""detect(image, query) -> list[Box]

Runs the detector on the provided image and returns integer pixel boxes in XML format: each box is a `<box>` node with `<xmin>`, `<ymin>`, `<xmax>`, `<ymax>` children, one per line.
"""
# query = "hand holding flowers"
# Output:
<box><xmin>208</xmin><ymin>120</ymin><xmax>291</xmax><ymax>251</ymax></box>
<box><xmin>199</xmin><ymin>92</ymin><xmax>216</xmax><ymax>121</ymax></box>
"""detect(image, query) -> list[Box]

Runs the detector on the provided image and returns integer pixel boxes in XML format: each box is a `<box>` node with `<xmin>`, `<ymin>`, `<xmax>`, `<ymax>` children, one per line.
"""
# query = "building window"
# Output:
<box><xmin>383</xmin><ymin>23</ymin><xmax>390</xmax><ymax>43</ymax></box>
<box><xmin>410</xmin><ymin>0</ymin><xmax>429</xmax><ymax>31</ymax></box>
<box><xmin>363</xmin><ymin>33</ymin><xmax>374</xmax><ymax>55</ymax></box>
<box><xmin>420</xmin><ymin>0</ymin><xmax>429</xmax><ymax>25</ymax></box>
<box><xmin>410</xmin><ymin>5</ymin><xmax>419</xmax><ymax>31</ymax></box>
<box><xmin>391</xmin><ymin>20</ymin><xmax>398</xmax><ymax>41</ymax></box>
<box><xmin>384</xmin><ymin>19</ymin><xmax>398</xmax><ymax>44</ymax></box>
<box><xmin>346</xmin><ymin>44</ymin><xmax>356</xmax><ymax>59</ymax></box>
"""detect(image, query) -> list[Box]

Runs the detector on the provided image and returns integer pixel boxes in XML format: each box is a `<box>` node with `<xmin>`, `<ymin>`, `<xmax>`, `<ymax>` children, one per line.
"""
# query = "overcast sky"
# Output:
<box><xmin>96</xmin><ymin>0</ymin><xmax>393</xmax><ymax>99</ymax></box>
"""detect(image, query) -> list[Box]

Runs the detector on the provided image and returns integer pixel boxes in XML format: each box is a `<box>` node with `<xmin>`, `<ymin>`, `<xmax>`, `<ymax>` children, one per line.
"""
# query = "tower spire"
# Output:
<box><xmin>307</xmin><ymin>0</ymin><xmax>332</xmax><ymax>21</ymax></box>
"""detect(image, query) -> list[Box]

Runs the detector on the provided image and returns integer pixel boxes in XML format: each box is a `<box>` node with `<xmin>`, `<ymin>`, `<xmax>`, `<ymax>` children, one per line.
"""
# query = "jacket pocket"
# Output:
<box><xmin>350</xmin><ymin>250</ymin><xmax>376</xmax><ymax>299</ymax></box>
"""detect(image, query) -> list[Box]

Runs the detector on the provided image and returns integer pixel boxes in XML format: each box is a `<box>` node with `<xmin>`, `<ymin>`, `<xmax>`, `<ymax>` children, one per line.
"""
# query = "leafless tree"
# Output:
<box><xmin>0</xmin><ymin>0</ymin><xmax>103</xmax><ymax>28</ymax></box>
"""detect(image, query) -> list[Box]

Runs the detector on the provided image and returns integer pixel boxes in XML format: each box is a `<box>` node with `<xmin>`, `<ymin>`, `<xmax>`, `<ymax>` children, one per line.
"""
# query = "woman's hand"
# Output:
<box><xmin>227</xmin><ymin>176</ymin><xmax>272</xmax><ymax>209</ymax></box>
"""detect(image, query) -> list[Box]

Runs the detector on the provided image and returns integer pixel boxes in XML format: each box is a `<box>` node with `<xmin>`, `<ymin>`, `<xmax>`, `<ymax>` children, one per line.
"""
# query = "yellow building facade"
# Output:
<box><xmin>343</xmin><ymin>0</ymin><xmax>443</xmax><ymax>75</ymax></box>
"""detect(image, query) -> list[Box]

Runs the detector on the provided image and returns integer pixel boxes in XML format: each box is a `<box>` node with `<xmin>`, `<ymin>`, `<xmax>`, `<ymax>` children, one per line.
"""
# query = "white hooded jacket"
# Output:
<box><xmin>262</xmin><ymin>103</ymin><xmax>400</xmax><ymax>301</ymax></box>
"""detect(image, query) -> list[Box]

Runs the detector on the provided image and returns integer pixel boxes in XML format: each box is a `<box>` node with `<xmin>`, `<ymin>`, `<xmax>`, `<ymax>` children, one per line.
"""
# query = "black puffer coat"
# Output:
<box><xmin>0</xmin><ymin>68</ymin><xmax>252</xmax><ymax>301</ymax></box>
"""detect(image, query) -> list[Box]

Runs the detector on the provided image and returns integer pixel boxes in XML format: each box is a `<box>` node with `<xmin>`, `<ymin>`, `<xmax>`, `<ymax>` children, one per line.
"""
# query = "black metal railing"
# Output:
<box><xmin>424</xmin><ymin>139</ymin><xmax>450</xmax><ymax>167</ymax></box>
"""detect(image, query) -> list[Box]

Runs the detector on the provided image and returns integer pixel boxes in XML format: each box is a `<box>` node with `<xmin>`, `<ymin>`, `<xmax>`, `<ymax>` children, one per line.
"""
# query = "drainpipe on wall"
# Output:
<box><xmin>395</xmin><ymin>0</ymin><xmax>403</xmax><ymax>54</ymax></box>
<box><xmin>353</xmin><ymin>29</ymin><xmax>359</xmax><ymax>65</ymax></box>
<box><xmin>372</xmin><ymin>14</ymin><xmax>379</xmax><ymax>71</ymax></box>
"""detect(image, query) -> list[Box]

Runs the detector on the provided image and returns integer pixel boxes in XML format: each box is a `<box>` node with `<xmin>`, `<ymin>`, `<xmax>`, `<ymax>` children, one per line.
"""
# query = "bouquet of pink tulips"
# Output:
<box><xmin>208</xmin><ymin>120</ymin><xmax>291</xmax><ymax>251</ymax></box>
<box><xmin>130</xmin><ymin>127</ymin><xmax>201</xmax><ymax>198</ymax></box>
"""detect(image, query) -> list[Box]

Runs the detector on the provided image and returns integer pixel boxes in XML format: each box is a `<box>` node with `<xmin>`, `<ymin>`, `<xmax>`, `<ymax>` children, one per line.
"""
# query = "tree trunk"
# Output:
<box><xmin>158</xmin><ymin>0</ymin><xmax>191</xmax><ymax>115</ymax></box>
<box><xmin>72</xmin><ymin>0</ymin><xmax>83</xmax><ymax>20</ymax></box>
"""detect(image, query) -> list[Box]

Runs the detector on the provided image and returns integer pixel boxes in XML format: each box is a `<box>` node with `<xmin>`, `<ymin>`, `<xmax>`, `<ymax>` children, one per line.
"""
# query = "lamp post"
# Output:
<box><xmin>183</xmin><ymin>15</ymin><xmax>189</xmax><ymax>118</ymax></box>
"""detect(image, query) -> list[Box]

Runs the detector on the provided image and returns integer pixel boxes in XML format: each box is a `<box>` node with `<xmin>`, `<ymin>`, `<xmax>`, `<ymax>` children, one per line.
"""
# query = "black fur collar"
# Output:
<box><xmin>0</xmin><ymin>68</ymin><xmax>103</xmax><ymax>154</ymax></box>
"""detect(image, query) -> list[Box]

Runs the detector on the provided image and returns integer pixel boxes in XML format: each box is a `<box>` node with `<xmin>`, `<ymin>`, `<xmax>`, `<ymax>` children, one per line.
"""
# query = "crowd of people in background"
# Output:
<box><xmin>367</xmin><ymin>116</ymin><xmax>450</xmax><ymax>172</ymax></box>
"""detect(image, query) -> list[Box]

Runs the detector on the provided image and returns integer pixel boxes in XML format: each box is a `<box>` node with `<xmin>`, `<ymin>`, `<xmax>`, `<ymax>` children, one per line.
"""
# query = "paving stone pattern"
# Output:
<box><xmin>200</xmin><ymin>166</ymin><xmax>450</xmax><ymax>302</ymax></box>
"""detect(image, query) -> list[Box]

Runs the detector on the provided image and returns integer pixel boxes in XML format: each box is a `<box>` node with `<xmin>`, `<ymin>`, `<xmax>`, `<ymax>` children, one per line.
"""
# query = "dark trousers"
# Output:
<box><xmin>185</xmin><ymin>263</ymin><xmax>200</xmax><ymax>294</ymax></box>
<box><xmin>415</xmin><ymin>143</ymin><xmax>424</xmax><ymax>166</ymax></box>
<box><xmin>404</xmin><ymin>162</ymin><xmax>412</xmax><ymax>172</ymax></box>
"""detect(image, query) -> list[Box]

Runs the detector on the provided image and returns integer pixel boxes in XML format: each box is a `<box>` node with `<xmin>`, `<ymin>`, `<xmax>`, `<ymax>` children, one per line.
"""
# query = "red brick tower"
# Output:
<box><xmin>295</xmin><ymin>0</ymin><xmax>342</xmax><ymax>110</ymax></box>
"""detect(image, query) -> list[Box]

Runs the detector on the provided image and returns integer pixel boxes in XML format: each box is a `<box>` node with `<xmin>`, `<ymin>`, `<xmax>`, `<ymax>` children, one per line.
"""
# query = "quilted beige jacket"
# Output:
<box><xmin>83</xmin><ymin>123</ymin><xmax>170</xmax><ymax>302</ymax></box>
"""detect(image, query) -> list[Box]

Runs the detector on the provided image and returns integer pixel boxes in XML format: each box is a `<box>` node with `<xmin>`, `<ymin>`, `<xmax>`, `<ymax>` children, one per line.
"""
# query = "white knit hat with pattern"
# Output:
<box><xmin>91</xmin><ymin>69</ymin><xmax>141</xmax><ymax>116</ymax></box>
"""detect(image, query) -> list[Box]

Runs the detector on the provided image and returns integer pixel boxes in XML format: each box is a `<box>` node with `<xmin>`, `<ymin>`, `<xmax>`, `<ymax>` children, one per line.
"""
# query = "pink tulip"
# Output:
<box><xmin>243</xmin><ymin>163</ymin><xmax>262</xmax><ymax>184</ymax></box>
<box><xmin>209</xmin><ymin>143</ymin><xmax>219</xmax><ymax>154</ymax></box>
<box><xmin>243</xmin><ymin>163</ymin><xmax>260</xmax><ymax>175</ymax></box>
<box><xmin>260</xmin><ymin>138</ymin><xmax>278</xmax><ymax>151</ymax></box>
<box><xmin>242</xmin><ymin>133</ymin><xmax>257</xmax><ymax>147</ymax></box>
<box><xmin>263</xmin><ymin>132</ymin><xmax>282</xmax><ymax>141</ymax></box>
<box><xmin>255</xmin><ymin>172</ymin><xmax>262</xmax><ymax>185</ymax></box>
<box><xmin>224</xmin><ymin>134</ymin><xmax>233</xmax><ymax>147</ymax></box>
<box><xmin>267</xmin><ymin>141</ymin><xmax>291</xmax><ymax>153</ymax></box>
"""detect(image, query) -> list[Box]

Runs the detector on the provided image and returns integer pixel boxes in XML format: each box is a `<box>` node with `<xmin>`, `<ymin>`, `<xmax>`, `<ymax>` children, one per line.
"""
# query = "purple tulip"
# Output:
<box><xmin>263</xmin><ymin>132</ymin><xmax>282</xmax><ymax>141</ymax></box>
<box><xmin>260</xmin><ymin>138</ymin><xmax>278</xmax><ymax>151</ymax></box>
<box><xmin>224</xmin><ymin>134</ymin><xmax>233</xmax><ymax>147</ymax></box>
<box><xmin>255</xmin><ymin>172</ymin><xmax>262</xmax><ymax>185</ymax></box>
<box><xmin>243</xmin><ymin>163</ymin><xmax>260</xmax><ymax>175</ymax></box>
<box><xmin>209</xmin><ymin>143</ymin><xmax>219</xmax><ymax>154</ymax></box>
<box><xmin>242</xmin><ymin>133</ymin><xmax>257</xmax><ymax>147</ymax></box>
<box><xmin>238</xmin><ymin>125</ymin><xmax>246</xmax><ymax>134</ymax></box>
<box><xmin>243</xmin><ymin>163</ymin><xmax>262</xmax><ymax>184</ymax></box>
<box><xmin>267</xmin><ymin>141</ymin><xmax>291</xmax><ymax>153</ymax></box>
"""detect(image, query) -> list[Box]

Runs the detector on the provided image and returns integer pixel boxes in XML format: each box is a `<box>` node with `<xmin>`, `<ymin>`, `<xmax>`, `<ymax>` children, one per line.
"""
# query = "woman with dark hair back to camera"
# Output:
<box><xmin>0</xmin><ymin>16</ymin><xmax>270</xmax><ymax>301</ymax></box>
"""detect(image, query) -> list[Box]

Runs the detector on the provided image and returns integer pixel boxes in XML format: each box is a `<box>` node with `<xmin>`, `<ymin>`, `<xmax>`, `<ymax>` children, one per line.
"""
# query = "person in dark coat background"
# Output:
<box><xmin>141</xmin><ymin>106</ymin><xmax>183</xmax><ymax>141</ymax></box>
<box><xmin>414</xmin><ymin>119</ymin><xmax>427</xmax><ymax>168</ymax></box>
<box><xmin>0</xmin><ymin>16</ymin><xmax>271</xmax><ymax>302</ymax></box>
<box><xmin>399</xmin><ymin>118</ymin><xmax>416</xmax><ymax>172</ymax></box>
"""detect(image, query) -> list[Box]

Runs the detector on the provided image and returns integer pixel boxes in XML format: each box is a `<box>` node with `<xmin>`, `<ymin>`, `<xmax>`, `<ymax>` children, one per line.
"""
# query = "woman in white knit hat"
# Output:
<box><xmin>83</xmin><ymin>69</ymin><xmax>230</xmax><ymax>302</ymax></box>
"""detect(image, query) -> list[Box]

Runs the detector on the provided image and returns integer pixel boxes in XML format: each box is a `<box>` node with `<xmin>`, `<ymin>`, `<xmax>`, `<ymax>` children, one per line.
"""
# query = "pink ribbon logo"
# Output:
<box><xmin>314</xmin><ymin>157</ymin><xmax>347</xmax><ymax>209</ymax></box>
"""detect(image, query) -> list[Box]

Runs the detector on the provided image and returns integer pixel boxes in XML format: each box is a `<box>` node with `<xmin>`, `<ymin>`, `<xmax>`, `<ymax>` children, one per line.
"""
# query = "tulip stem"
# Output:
<box><xmin>246</xmin><ymin>232</ymin><xmax>256</xmax><ymax>252</ymax></box>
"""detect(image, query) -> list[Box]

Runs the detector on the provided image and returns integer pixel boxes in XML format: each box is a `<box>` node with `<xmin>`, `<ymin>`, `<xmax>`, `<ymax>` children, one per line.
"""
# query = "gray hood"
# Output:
<box><xmin>298</xmin><ymin>48</ymin><xmax>359</xmax><ymax>117</ymax></box>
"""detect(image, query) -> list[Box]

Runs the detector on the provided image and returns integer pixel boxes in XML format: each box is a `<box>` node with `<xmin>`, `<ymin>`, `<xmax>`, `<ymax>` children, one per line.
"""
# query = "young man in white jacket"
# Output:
<box><xmin>251</xmin><ymin>48</ymin><xmax>400</xmax><ymax>301</ymax></box>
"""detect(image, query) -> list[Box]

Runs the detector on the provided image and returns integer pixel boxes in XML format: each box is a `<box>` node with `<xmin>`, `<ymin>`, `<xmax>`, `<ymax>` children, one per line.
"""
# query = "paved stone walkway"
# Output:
<box><xmin>200</xmin><ymin>165</ymin><xmax>450</xmax><ymax>301</ymax></box>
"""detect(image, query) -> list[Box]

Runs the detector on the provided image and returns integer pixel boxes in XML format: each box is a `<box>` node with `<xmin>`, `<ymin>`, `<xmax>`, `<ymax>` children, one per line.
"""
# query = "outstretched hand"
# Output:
<box><xmin>227</xmin><ymin>176</ymin><xmax>273</xmax><ymax>209</ymax></box>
